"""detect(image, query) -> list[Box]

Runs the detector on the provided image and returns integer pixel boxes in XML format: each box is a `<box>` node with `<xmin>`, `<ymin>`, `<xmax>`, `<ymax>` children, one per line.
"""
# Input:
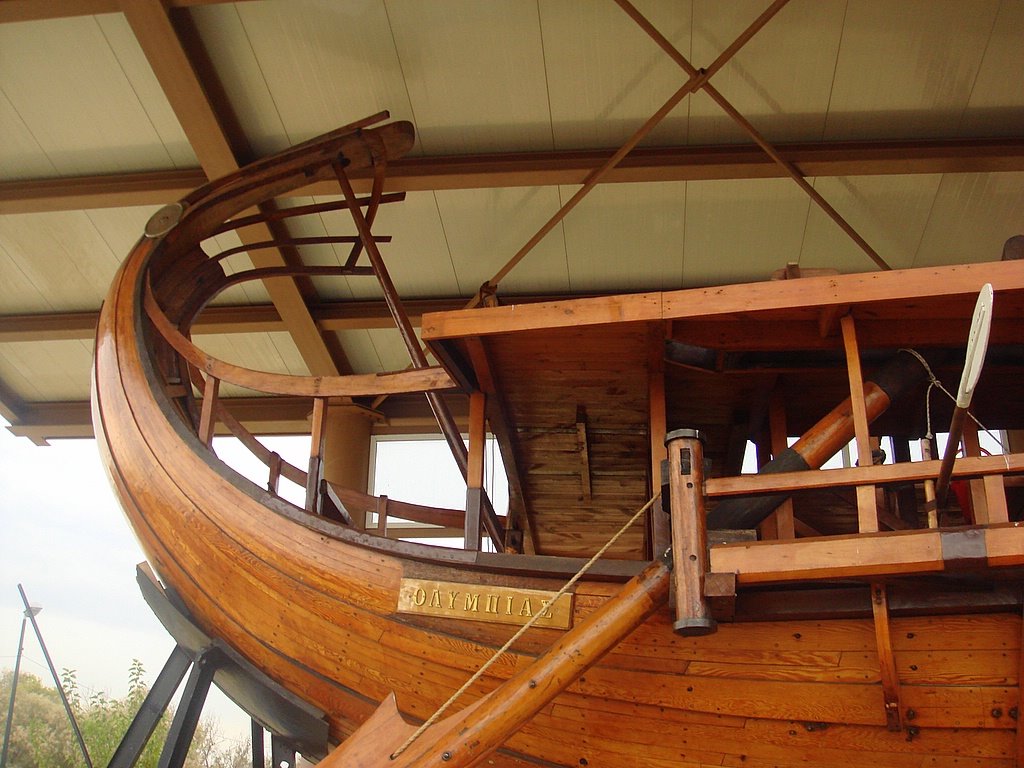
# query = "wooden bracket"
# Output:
<box><xmin>871</xmin><ymin>583</ymin><xmax>902</xmax><ymax>731</ymax></box>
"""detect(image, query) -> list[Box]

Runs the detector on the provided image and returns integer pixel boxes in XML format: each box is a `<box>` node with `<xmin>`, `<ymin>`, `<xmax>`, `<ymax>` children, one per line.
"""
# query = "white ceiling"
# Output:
<box><xmin>1</xmin><ymin>0</ymin><xmax>1022</xmax><ymax>438</ymax></box>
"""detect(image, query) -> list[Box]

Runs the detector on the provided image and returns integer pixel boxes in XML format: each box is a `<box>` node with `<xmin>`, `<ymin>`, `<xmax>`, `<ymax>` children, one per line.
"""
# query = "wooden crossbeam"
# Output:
<box><xmin>705</xmin><ymin>453</ymin><xmax>1024</xmax><ymax>497</ymax></box>
<box><xmin>422</xmin><ymin>260</ymin><xmax>1024</xmax><ymax>340</ymax></box>
<box><xmin>3</xmin><ymin>393</ymin><xmax>471</xmax><ymax>444</ymax></box>
<box><xmin>710</xmin><ymin>523</ymin><xmax>1024</xmax><ymax>584</ymax></box>
<box><xmin>4</xmin><ymin>138</ymin><xmax>1024</xmax><ymax>214</ymax></box>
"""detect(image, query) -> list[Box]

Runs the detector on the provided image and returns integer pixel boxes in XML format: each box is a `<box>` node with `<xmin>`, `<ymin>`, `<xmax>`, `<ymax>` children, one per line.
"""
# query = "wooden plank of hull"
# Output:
<box><xmin>95</xmin><ymin>243</ymin><xmax>1023</xmax><ymax>764</ymax></box>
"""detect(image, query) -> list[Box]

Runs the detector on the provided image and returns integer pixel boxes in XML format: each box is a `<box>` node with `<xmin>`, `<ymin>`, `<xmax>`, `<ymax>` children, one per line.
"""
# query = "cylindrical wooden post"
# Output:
<box><xmin>322</xmin><ymin>404</ymin><xmax>376</xmax><ymax>527</ymax></box>
<box><xmin>664</xmin><ymin>429</ymin><xmax>716</xmax><ymax>636</ymax></box>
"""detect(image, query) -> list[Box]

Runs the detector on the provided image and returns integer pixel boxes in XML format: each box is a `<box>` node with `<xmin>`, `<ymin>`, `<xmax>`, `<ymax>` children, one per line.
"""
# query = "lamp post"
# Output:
<box><xmin>1</xmin><ymin>602</ymin><xmax>42</xmax><ymax>768</ymax></box>
<box><xmin>15</xmin><ymin>585</ymin><xmax>93</xmax><ymax>768</ymax></box>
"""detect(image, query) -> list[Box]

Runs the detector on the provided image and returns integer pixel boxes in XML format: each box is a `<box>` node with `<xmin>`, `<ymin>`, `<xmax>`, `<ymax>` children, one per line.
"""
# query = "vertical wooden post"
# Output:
<box><xmin>890</xmin><ymin>438</ymin><xmax>919</xmax><ymax>527</ymax></box>
<box><xmin>871</xmin><ymin>583</ymin><xmax>903</xmax><ymax>731</ymax></box>
<box><xmin>322</xmin><ymin>404</ymin><xmax>376</xmax><ymax>528</ymax></box>
<box><xmin>761</xmin><ymin>388</ymin><xmax>795</xmax><ymax>539</ymax></box>
<box><xmin>962</xmin><ymin>419</ymin><xmax>991</xmax><ymax>523</ymax></box>
<box><xmin>648</xmin><ymin>323</ymin><xmax>670</xmax><ymax>557</ymax></box>
<box><xmin>267</xmin><ymin>452</ymin><xmax>282</xmax><ymax>494</ymax></box>
<box><xmin>197</xmin><ymin>375</ymin><xmax>219</xmax><ymax>448</ymax></box>
<box><xmin>306</xmin><ymin>397</ymin><xmax>328</xmax><ymax>513</ymax></box>
<box><xmin>921</xmin><ymin>437</ymin><xmax>939</xmax><ymax>528</ymax></box>
<box><xmin>375</xmin><ymin>495</ymin><xmax>389</xmax><ymax>537</ymax></box>
<box><xmin>840</xmin><ymin>315</ymin><xmax>879</xmax><ymax>533</ymax></box>
<box><xmin>465</xmin><ymin>392</ymin><xmax>486</xmax><ymax>551</ymax></box>
<box><xmin>665</xmin><ymin>429</ymin><xmax>715</xmax><ymax>636</ymax></box>
<box><xmin>1015</xmin><ymin>601</ymin><xmax>1024</xmax><ymax>767</ymax></box>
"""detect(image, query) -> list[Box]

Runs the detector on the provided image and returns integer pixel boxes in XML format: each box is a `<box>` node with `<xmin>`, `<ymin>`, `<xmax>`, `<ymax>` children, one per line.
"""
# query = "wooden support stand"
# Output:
<box><xmin>664</xmin><ymin>429</ymin><xmax>716</xmax><ymax>636</ymax></box>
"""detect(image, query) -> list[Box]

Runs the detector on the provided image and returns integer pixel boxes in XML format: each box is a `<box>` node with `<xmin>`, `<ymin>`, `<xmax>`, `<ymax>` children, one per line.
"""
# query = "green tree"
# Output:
<box><xmin>0</xmin><ymin>663</ymin><xmax>249</xmax><ymax>768</ymax></box>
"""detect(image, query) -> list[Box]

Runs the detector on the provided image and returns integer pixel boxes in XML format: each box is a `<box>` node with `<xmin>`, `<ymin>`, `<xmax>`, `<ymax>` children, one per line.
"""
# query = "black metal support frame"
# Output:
<box><xmin>108</xmin><ymin>645</ymin><xmax>192</xmax><ymax>768</ymax></box>
<box><xmin>103</xmin><ymin>566</ymin><xmax>330</xmax><ymax>768</ymax></box>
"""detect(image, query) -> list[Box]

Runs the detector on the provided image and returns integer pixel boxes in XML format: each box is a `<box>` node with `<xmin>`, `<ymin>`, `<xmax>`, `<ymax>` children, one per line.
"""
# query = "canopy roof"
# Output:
<box><xmin>1</xmin><ymin>0</ymin><xmax>1022</xmax><ymax>443</ymax></box>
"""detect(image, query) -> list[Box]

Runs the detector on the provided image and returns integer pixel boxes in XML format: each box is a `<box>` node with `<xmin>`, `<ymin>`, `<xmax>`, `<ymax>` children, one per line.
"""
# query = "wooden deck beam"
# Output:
<box><xmin>422</xmin><ymin>261</ymin><xmax>1024</xmax><ymax>340</ymax></box>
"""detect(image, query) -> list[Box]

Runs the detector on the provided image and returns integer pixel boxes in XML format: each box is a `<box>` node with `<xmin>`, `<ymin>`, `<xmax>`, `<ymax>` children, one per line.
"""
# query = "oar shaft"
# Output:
<box><xmin>935</xmin><ymin>407</ymin><xmax>969</xmax><ymax>507</ymax></box>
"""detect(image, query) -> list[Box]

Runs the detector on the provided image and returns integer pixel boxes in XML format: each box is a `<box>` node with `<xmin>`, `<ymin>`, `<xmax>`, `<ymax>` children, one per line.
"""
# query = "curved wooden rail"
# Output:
<box><xmin>146</xmin><ymin>288</ymin><xmax>455</xmax><ymax>399</ymax></box>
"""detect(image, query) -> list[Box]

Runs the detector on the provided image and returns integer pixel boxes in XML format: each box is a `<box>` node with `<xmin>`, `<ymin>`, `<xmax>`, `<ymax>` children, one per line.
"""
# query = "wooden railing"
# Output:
<box><xmin>143</xmin><ymin>275</ymin><xmax>511</xmax><ymax>550</ymax></box>
<box><xmin>701</xmin><ymin>451</ymin><xmax>1023</xmax><ymax>585</ymax></box>
<box><xmin>133</xmin><ymin>115</ymin><xmax>511</xmax><ymax>554</ymax></box>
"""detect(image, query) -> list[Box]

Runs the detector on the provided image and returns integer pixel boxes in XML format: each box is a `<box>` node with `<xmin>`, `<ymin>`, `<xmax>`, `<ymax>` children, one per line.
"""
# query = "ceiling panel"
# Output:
<box><xmin>186</xmin><ymin>4</ymin><xmax>291</xmax><ymax>158</ymax></box>
<box><xmin>539</xmin><ymin>0</ymin><xmax>693</xmax><ymax>150</ymax></box>
<box><xmin>92</xmin><ymin>13</ymin><xmax>196</xmax><ymax>168</ymax></box>
<box><xmin>823</xmin><ymin>0</ymin><xmax>1000</xmax><ymax>140</ymax></box>
<box><xmin>0</xmin><ymin>15</ymin><xmax>190</xmax><ymax>177</ymax></box>
<box><xmin>0</xmin><ymin>89</ymin><xmax>54</xmax><ymax>180</ymax></box>
<box><xmin>688</xmin><ymin>0</ymin><xmax>845</xmax><ymax>144</ymax></box>
<box><xmin>344</xmin><ymin>190</ymin><xmax>459</xmax><ymax>300</ymax></box>
<box><xmin>958</xmin><ymin>0</ymin><xmax>1024</xmax><ymax>138</ymax></box>
<box><xmin>386</xmin><ymin>0</ymin><xmax>553</xmax><ymax>154</ymax></box>
<box><xmin>562</xmin><ymin>180</ymin><xmax>686</xmax><ymax>292</ymax></box>
<box><xmin>0</xmin><ymin>339</ymin><xmax>93</xmax><ymax>401</ymax></box>
<box><xmin>193</xmin><ymin>0</ymin><xmax>417</xmax><ymax>157</ymax></box>
<box><xmin>192</xmin><ymin>331</ymin><xmax>310</xmax><ymax>379</ymax></box>
<box><xmin>435</xmin><ymin>186</ymin><xmax>570</xmax><ymax>296</ymax></box>
<box><xmin>912</xmin><ymin>171</ymin><xmax>1024</xmax><ymax>268</ymax></box>
<box><xmin>366</xmin><ymin>327</ymin><xmax>417</xmax><ymax>373</ymax></box>
<box><xmin>798</xmin><ymin>174</ymin><xmax>943</xmax><ymax>273</ymax></box>
<box><xmin>682</xmin><ymin>177</ymin><xmax>810</xmax><ymax>285</ymax></box>
<box><xmin>335</xmin><ymin>328</ymin><xmax>387</xmax><ymax>373</ymax></box>
<box><xmin>0</xmin><ymin>211</ymin><xmax>127</xmax><ymax>313</ymax></box>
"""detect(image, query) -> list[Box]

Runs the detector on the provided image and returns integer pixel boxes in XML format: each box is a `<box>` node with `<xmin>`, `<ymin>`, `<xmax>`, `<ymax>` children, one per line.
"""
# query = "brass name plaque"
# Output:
<box><xmin>397</xmin><ymin>578</ymin><xmax>573</xmax><ymax>630</ymax></box>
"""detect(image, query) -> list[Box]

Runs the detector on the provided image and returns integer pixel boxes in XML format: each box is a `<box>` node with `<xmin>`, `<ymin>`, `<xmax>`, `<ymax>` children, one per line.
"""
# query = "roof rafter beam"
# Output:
<box><xmin>3</xmin><ymin>138</ymin><xmax>1023</xmax><ymax>214</ymax></box>
<box><xmin>4</xmin><ymin>393</ymin><xmax>463</xmax><ymax>444</ymax></box>
<box><xmin>0</xmin><ymin>294</ymin><xmax>593</xmax><ymax>342</ymax></box>
<box><xmin>118</xmin><ymin>0</ymin><xmax>345</xmax><ymax>376</ymax></box>
<box><xmin>615</xmin><ymin>0</ymin><xmax>890</xmax><ymax>271</ymax></box>
<box><xmin>0</xmin><ymin>0</ymin><xmax>258</xmax><ymax>24</ymax></box>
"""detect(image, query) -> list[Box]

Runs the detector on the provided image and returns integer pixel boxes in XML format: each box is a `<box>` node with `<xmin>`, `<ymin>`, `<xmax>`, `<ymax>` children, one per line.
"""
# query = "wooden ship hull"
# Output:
<box><xmin>91</xmin><ymin>117</ymin><xmax>1024</xmax><ymax>767</ymax></box>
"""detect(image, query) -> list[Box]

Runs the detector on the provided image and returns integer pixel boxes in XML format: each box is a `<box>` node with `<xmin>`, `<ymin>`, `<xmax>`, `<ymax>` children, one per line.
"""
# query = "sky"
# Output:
<box><xmin>0</xmin><ymin>415</ymin><xmax>500</xmax><ymax>753</ymax></box>
<box><xmin>0</xmin><ymin>418</ymin><xmax>287</xmax><ymax>748</ymax></box>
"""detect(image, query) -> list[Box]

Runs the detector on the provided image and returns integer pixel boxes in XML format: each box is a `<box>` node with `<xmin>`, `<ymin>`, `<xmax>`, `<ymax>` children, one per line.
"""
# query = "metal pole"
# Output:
<box><xmin>17</xmin><ymin>584</ymin><xmax>93</xmax><ymax>768</ymax></box>
<box><xmin>0</xmin><ymin>617</ymin><xmax>28</xmax><ymax>768</ymax></box>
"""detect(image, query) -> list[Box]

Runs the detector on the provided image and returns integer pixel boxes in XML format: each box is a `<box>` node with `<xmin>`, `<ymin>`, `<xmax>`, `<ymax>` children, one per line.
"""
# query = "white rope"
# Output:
<box><xmin>900</xmin><ymin>348</ymin><xmax>1006</xmax><ymax>452</ymax></box>
<box><xmin>390</xmin><ymin>493</ymin><xmax>661</xmax><ymax>759</ymax></box>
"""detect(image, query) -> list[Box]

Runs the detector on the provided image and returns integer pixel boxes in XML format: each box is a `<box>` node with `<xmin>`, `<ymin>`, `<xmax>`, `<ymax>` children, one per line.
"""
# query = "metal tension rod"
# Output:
<box><xmin>614</xmin><ymin>0</ymin><xmax>892</xmax><ymax>272</ymax></box>
<box><xmin>469</xmin><ymin>0</ymin><xmax>792</xmax><ymax>306</ymax></box>
<box><xmin>333</xmin><ymin>159</ymin><xmax>469</xmax><ymax>479</ymax></box>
